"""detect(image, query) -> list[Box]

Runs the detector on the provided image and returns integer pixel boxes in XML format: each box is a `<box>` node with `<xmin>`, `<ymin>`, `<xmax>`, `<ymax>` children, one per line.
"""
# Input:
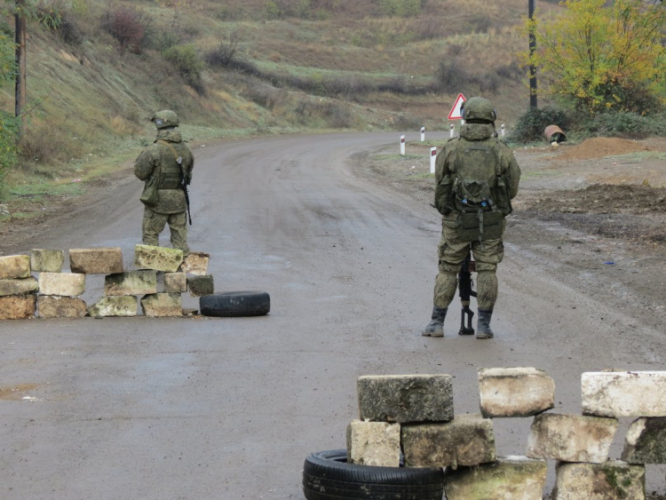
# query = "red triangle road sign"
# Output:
<box><xmin>448</xmin><ymin>93</ymin><xmax>466</xmax><ymax>120</ymax></box>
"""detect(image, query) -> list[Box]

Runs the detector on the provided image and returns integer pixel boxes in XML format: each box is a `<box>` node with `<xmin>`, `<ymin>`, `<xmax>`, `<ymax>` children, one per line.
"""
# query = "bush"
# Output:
<box><xmin>100</xmin><ymin>6</ymin><xmax>153</xmax><ymax>54</ymax></box>
<box><xmin>162</xmin><ymin>44</ymin><xmax>205</xmax><ymax>94</ymax></box>
<box><xmin>205</xmin><ymin>31</ymin><xmax>242</xmax><ymax>68</ymax></box>
<box><xmin>580</xmin><ymin>112</ymin><xmax>666</xmax><ymax>139</ymax></box>
<box><xmin>0</xmin><ymin>112</ymin><xmax>18</xmax><ymax>194</ymax></box>
<box><xmin>379</xmin><ymin>0</ymin><xmax>422</xmax><ymax>17</ymax></box>
<box><xmin>508</xmin><ymin>107</ymin><xmax>572</xmax><ymax>143</ymax></box>
<box><xmin>18</xmin><ymin>123</ymin><xmax>83</xmax><ymax>166</ymax></box>
<box><xmin>264</xmin><ymin>0</ymin><xmax>284</xmax><ymax>19</ymax></box>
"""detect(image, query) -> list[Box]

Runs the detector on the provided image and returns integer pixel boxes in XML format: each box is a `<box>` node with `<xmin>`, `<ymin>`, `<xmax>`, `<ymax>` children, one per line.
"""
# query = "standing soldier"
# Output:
<box><xmin>423</xmin><ymin>97</ymin><xmax>520</xmax><ymax>339</ymax></box>
<box><xmin>135</xmin><ymin>110</ymin><xmax>194</xmax><ymax>256</ymax></box>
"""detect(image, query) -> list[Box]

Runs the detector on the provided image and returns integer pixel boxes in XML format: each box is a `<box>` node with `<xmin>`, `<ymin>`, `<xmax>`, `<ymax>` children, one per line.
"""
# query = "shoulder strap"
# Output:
<box><xmin>157</xmin><ymin>140</ymin><xmax>182</xmax><ymax>165</ymax></box>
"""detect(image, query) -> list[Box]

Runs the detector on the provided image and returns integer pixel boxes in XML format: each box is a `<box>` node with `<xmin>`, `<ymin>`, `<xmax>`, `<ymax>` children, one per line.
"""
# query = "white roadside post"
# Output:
<box><xmin>430</xmin><ymin>147</ymin><xmax>437</xmax><ymax>174</ymax></box>
<box><xmin>449</xmin><ymin>124</ymin><xmax>454</xmax><ymax>138</ymax></box>
<box><xmin>400</xmin><ymin>135</ymin><xmax>406</xmax><ymax>156</ymax></box>
<box><xmin>501</xmin><ymin>124</ymin><xmax>505</xmax><ymax>137</ymax></box>
<box><xmin>420</xmin><ymin>127</ymin><xmax>425</xmax><ymax>142</ymax></box>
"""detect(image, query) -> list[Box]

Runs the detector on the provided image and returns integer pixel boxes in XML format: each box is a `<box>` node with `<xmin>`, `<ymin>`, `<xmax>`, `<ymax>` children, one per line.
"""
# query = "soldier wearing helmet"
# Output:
<box><xmin>422</xmin><ymin>97</ymin><xmax>521</xmax><ymax>339</ymax></box>
<box><xmin>134</xmin><ymin>110</ymin><xmax>194</xmax><ymax>256</ymax></box>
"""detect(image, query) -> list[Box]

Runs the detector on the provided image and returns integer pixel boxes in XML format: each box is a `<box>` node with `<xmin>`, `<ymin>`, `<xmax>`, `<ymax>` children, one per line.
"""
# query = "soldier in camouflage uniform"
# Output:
<box><xmin>135</xmin><ymin>110</ymin><xmax>194</xmax><ymax>256</ymax></box>
<box><xmin>423</xmin><ymin>97</ymin><xmax>521</xmax><ymax>339</ymax></box>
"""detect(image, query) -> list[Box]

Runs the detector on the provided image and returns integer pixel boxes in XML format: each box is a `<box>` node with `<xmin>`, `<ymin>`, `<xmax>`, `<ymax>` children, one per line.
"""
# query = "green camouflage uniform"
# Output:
<box><xmin>432</xmin><ymin>122</ymin><xmax>521</xmax><ymax>311</ymax></box>
<box><xmin>135</xmin><ymin>127</ymin><xmax>194</xmax><ymax>256</ymax></box>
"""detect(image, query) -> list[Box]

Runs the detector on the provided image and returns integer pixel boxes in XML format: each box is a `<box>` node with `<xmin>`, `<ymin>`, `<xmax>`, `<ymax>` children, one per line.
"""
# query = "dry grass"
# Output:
<box><xmin>0</xmin><ymin>0</ymin><xmax>563</xmax><ymax>202</ymax></box>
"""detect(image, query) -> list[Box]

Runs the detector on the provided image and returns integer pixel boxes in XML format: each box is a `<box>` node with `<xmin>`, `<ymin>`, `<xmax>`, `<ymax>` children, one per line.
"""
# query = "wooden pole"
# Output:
<box><xmin>15</xmin><ymin>0</ymin><xmax>26</xmax><ymax>138</ymax></box>
<box><xmin>529</xmin><ymin>0</ymin><xmax>538</xmax><ymax>109</ymax></box>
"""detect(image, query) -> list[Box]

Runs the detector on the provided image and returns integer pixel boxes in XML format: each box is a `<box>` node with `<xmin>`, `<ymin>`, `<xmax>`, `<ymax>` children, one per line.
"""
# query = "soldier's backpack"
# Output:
<box><xmin>439</xmin><ymin>139</ymin><xmax>513</xmax><ymax>243</ymax></box>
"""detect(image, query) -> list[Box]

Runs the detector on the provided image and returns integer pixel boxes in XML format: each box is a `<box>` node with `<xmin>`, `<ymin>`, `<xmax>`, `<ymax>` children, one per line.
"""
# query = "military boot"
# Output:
<box><xmin>476</xmin><ymin>309</ymin><xmax>494</xmax><ymax>339</ymax></box>
<box><xmin>422</xmin><ymin>307</ymin><xmax>447</xmax><ymax>337</ymax></box>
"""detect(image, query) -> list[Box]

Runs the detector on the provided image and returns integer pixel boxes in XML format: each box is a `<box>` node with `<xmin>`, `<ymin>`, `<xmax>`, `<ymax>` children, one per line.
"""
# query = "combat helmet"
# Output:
<box><xmin>151</xmin><ymin>110</ymin><xmax>179</xmax><ymax>129</ymax></box>
<box><xmin>461</xmin><ymin>97</ymin><xmax>496</xmax><ymax>123</ymax></box>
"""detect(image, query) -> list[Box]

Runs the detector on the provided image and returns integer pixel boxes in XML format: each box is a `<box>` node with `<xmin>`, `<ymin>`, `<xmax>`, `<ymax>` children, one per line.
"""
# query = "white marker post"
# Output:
<box><xmin>420</xmin><ymin>127</ymin><xmax>425</xmax><ymax>142</ymax></box>
<box><xmin>400</xmin><ymin>135</ymin><xmax>406</xmax><ymax>156</ymax></box>
<box><xmin>430</xmin><ymin>147</ymin><xmax>437</xmax><ymax>174</ymax></box>
<box><xmin>449</xmin><ymin>124</ymin><xmax>454</xmax><ymax>139</ymax></box>
<box><xmin>501</xmin><ymin>124</ymin><xmax>505</xmax><ymax>137</ymax></box>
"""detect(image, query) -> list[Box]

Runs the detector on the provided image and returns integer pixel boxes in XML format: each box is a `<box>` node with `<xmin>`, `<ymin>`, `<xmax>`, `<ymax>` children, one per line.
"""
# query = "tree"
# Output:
<box><xmin>526</xmin><ymin>0</ymin><xmax>666</xmax><ymax>114</ymax></box>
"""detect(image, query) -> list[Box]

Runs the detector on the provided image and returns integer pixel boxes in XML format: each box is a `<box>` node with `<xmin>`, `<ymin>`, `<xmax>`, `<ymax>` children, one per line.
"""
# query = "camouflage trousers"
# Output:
<box><xmin>433</xmin><ymin>218</ymin><xmax>504</xmax><ymax>311</ymax></box>
<box><xmin>142</xmin><ymin>208</ymin><xmax>190</xmax><ymax>256</ymax></box>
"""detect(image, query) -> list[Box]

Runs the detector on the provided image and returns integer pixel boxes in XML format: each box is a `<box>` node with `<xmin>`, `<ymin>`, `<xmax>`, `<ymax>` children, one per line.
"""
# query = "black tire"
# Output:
<box><xmin>199</xmin><ymin>291</ymin><xmax>270</xmax><ymax>317</ymax></box>
<box><xmin>303</xmin><ymin>450</ymin><xmax>444</xmax><ymax>500</ymax></box>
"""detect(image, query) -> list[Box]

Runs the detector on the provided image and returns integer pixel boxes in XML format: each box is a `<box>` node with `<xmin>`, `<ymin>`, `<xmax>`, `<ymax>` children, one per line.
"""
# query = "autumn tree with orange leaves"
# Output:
<box><xmin>527</xmin><ymin>0</ymin><xmax>666</xmax><ymax>114</ymax></box>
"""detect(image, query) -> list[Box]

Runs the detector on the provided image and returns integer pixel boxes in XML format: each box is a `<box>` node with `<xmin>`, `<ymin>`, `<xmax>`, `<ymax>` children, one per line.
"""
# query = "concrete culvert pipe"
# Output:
<box><xmin>544</xmin><ymin>125</ymin><xmax>567</xmax><ymax>143</ymax></box>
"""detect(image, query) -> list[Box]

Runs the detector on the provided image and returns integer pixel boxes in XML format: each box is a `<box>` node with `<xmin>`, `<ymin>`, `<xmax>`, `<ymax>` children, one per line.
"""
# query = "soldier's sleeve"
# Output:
<box><xmin>499</xmin><ymin>144</ymin><xmax>521</xmax><ymax>200</ymax></box>
<box><xmin>134</xmin><ymin>148</ymin><xmax>156</xmax><ymax>181</ymax></box>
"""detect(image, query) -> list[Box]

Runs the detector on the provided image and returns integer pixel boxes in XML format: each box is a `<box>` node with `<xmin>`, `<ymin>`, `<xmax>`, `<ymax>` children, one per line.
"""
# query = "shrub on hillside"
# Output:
<box><xmin>581</xmin><ymin>112</ymin><xmax>666</xmax><ymax>139</ymax></box>
<box><xmin>163</xmin><ymin>44</ymin><xmax>205</xmax><ymax>94</ymax></box>
<box><xmin>37</xmin><ymin>2</ymin><xmax>85</xmax><ymax>45</ymax></box>
<box><xmin>379</xmin><ymin>0</ymin><xmax>422</xmax><ymax>17</ymax></box>
<box><xmin>0</xmin><ymin>112</ymin><xmax>18</xmax><ymax>194</ymax></box>
<box><xmin>18</xmin><ymin>124</ymin><xmax>83</xmax><ymax>166</ymax></box>
<box><xmin>100</xmin><ymin>6</ymin><xmax>153</xmax><ymax>54</ymax></box>
<box><xmin>508</xmin><ymin>107</ymin><xmax>572</xmax><ymax>143</ymax></box>
<box><xmin>205</xmin><ymin>31</ymin><xmax>242</xmax><ymax>68</ymax></box>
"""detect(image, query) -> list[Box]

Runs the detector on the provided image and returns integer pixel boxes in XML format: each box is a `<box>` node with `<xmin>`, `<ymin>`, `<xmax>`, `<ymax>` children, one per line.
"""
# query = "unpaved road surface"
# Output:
<box><xmin>1</xmin><ymin>133</ymin><xmax>665</xmax><ymax>499</ymax></box>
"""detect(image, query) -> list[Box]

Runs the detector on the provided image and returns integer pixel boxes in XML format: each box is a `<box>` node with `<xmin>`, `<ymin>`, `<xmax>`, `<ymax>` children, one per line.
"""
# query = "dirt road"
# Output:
<box><xmin>1</xmin><ymin>133</ymin><xmax>665</xmax><ymax>499</ymax></box>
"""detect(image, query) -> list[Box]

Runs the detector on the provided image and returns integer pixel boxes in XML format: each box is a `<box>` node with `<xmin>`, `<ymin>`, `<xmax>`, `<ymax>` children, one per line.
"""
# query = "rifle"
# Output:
<box><xmin>458</xmin><ymin>251</ymin><xmax>477</xmax><ymax>336</ymax></box>
<box><xmin>182</xmin><ymin>180</ymin><xmax>192</xmax><ymax>226</ymax></box>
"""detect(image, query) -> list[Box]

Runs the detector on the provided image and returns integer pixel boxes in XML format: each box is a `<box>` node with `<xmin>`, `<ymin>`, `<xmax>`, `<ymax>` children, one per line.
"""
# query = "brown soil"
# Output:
<box><xmin>553</xmin><ymin>137</ymin><xmax>651</xmax><ymax>161</ymax></box>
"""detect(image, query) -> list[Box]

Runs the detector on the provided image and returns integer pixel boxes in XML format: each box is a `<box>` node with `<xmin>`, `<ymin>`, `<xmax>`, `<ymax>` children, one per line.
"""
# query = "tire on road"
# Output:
<box><xmin>303</xmin><ymin>449</ymin><xmax>444</xmax><ymax>500</ymax></box>
<box><xmin>199</xmin><ymin>291</ymin><xmax>270</xmax><ymax>317</ymax></box>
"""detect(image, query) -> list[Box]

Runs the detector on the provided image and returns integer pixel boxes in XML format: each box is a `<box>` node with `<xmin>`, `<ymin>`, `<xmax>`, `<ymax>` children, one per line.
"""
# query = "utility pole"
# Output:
<box><xmin>15</xmin><ymin>0</ymin><xmax>26</xmax><ymax>138</ymax></box>
<box><xmin>529</xmin><ymin>0</ymin><xmax>537</xmax><ymax>109</ymax></box>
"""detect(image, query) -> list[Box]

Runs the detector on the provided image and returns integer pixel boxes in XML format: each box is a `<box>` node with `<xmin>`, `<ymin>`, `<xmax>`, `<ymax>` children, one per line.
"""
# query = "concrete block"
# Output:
<box><xmin>553</xmin><ymin>461</ymin><xmax>645</xmax><ymax>500</ymax></box>
<box><xmin>187</xmin><ymin>275</ymin><xmax>214</xmax><ymax>297</ymax></box>
<box><xmin>358</xmin><ymin>374</ymin><xmax>453</xmax><ymax>423</ymax></box>
<box><xmin>104</xmin><ymin>270</ymin><xmax>157</xmax><ymax>296</ymax></box>
<box><xmin>0</xmin><ymin>277</ymin><xmax>38</xmax><ymax>297</ymax></box>
<box><xmin>526</xmin><ymin>413</ymin><xmax>618</xmax><ymax>463</ymax></box>
<box><xmin>346</xmin><ymin>420</ymin><xmax>400</xmax><ymax>467</ymax></box>
<box><xmin>38</xmin><ymin>273</ymin><xmax>85</xmax><ymax>297</ymax></box>
<box><xmin>164</xmin><ymin>272</ymin><xmax>188</xmax><ymax>293</ymax></box>
<box><xmin>0</xmin><ymin>255</ymin><xmax>30</xmax><ymax>279</ymax></box>
<box><xmin>0</xmin><ymin>295</ymin><xmax>36</xmax><ymax>319</ymax></box>
<box><xmin>135</xmin><ymin>244</ymin><xmax>183</xmax><ymax>273</ymax></box>
<box><xmin>88</xmin><ymin>296</ymin><xmax>137</xmax><ymax>318</ymax></box>
<box><xmin>69</xmin><ymin>247</ymin><xmax>123</xmax><ymax>274</ymax></box>
<box><xmin>140</xmin><ymin>293</ymin><xmax>182</xmax><ymax>317</ymax></box>
<box><xmin>30</xmin><ymin>249</ymin><xmax>64</xmax><ymax>273</ymax></box>
<box><xmin>181</xmin><ymin>252</ymin><xmax>210</xmax><ymax>276</ymax></box>
<box><xmin>38</xmin><ymin>296</ymin><xmax>87</xmax><ymax>318</ymax></box>
<box><xmin>582</xmin><ymin>371</ymin><xmax>666</xmax><ymax>417</ymax></box>
<box><xmin>622</xmin><ymin>417</ymin><xmax>666</xmax><ymax>464</ymax></box>
<box><xmin>444</xmin><ymin>456</ymin><xmax>547</xmax><ymax>500</ymax></box>
<box><xmin>402</xmin><ymin>414</ymin><xmax>495</xmax><ymax>468</ymax></box>
<box><xmin>478</xmin><ymin>367</ymin><xmax>555</xmax><ymax>418</ymax></box>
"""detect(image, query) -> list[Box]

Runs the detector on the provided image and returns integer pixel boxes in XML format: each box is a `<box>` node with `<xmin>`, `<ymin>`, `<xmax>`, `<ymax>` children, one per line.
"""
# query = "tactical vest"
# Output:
<box><xmin>156</xmin><ymin>140</ymin><xmax>184</xmax><ymax>190</ymax></box>
<box><xmin>439</xmin><ymin>138</ymin><xmax>513</xmax><ymax>242</ymax></box>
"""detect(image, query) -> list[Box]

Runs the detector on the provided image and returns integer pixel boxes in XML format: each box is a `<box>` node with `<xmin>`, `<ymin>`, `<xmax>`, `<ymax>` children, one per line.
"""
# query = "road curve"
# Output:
<box><xmin>1</xmin><ymin>133</ymin><xmax>664</xmax><ymax>499</ymax></box>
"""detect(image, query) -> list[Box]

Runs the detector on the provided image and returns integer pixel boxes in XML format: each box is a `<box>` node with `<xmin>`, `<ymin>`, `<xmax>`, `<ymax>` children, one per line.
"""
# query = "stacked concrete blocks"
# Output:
<box><xmin>350</xmin><ymin>375</ymin><xmax>500</xmax><ymax>473</ymax></box>
<box><xmin>346</xmin><ymin>369</ymin><xmax>666</xmax><ymax>498</ymax></box>
<box><xmin>1</xmin><ymin>245</ymin><xmax>216</xmax><ymax>319</ymax></box>
<box><xmin>0</xmin><ymin>255</ymin><xmax>36</xmax><ymax>319</ymax></box>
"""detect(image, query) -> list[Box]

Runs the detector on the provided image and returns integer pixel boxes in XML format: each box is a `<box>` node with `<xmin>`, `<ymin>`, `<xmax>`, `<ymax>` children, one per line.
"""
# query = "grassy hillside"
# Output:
<box><xmin>0</xmin><ymin>0</ymin><xmax>560</xmax><ymax>207</ymax></box>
